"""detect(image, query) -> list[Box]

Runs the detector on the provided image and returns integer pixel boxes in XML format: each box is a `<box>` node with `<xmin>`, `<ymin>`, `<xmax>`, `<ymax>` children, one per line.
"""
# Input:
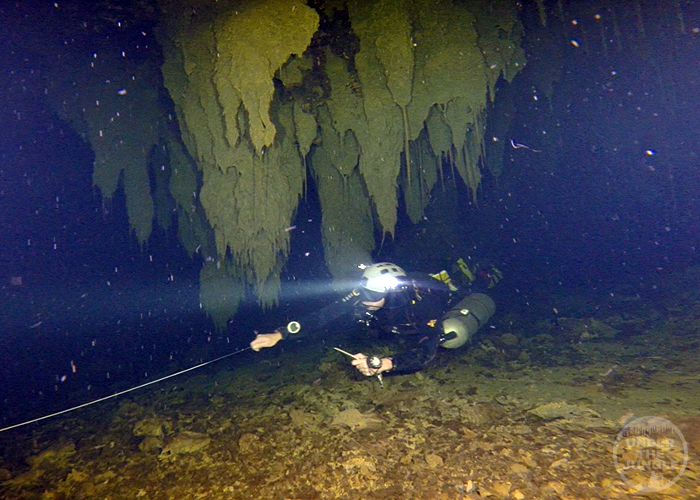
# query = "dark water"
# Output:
<box><xmin>1</xmin><ymin>0</ymin><xmax>699</xmax><ymax>435</ymax></box>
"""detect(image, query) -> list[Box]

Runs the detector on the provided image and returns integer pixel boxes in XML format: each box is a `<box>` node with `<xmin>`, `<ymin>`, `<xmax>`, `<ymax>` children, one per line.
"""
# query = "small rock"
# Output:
<box><xmin>425</xmin><ymin>453</ymin><xmax>443</xmax><ymax>468</ymax></box>
<box><xmin>528</xmin><ymin>401</ymin><xmax>600</xmax><ymax>421</ymax></box>
<box><xmin>238</xmin><ymin>433</ymin><xmax>260</xmax><ymax>454</ymax></box>
<box><xmin>499</xmin><ymin>333</ymin><xmax>518</xmax><ymax>346</ymax></box>
<box><xmin>550</xmin><ymin>458</ymin><xmax>568</xmax><ymax>469</ymax></box>
<box><xmin>65</xmin><ymin>469</ymin><xmax>89</xmax><ymax>483</ymax></box>
<box><xmin>600</xmin><ymin>477</ymin><xmax>615</xmax><ymax>489</ymax></box>
<box><xmin>511</xmin><ymin>489</ymin><xmax>525</xmax><ymax>500</ymax></box>
<box><xmin>510</xmin><ymin>463</ymin><xmax>529</xmax><ymax>475</ymax></box>
<box><xmin>133</xmin><ymin>417</ymin><xmax>171</xmax><ymax>438</ymax></box>
<box><xmin>138</xmin><ymin>436</ymin><xmax>161</xmax><ymax>454</ymax></box>
<box><xmin>158</xmin><ymin>431</ymin><xmax>211</xmax><ymax>461</ymax></box>
<box><xmin>545</xmin><ymin>481</ymin><xmax>566</xmax><ymax>495</ymax></box>
<box><xmin>330</xmin><ymin>408</ymin><xmax>383</xmax><ymax>431</ymax></box>
<box><xmin>491</xmin><ymin>481</ymin><xmax>512</xmax><ymax>498</ymax></box>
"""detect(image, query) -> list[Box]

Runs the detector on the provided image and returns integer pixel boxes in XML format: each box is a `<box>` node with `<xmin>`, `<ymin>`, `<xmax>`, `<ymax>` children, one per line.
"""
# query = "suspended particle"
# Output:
<box><xmin>645</xmin><ymin>149</ymin><xmax>655</xmax><ymax>155</ymax></box>
<box><xmin>117</xmin><ymin>89</ymin><xmax>127</xmax><ymax>95</ymax></box>
<box><xmin>570</xmin><ymin>40</ymin><xmax>580</xmax><ymax>48</ymax></box>
<box><xmin>594</xmin><ymin>14</ymin><xmax>602</xmax><ymax>20</ymax></box>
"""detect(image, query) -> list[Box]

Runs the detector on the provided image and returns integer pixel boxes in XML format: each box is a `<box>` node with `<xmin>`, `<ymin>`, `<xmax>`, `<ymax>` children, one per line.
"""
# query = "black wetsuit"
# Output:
<box><xmin>276</xmin><ymin>274</ymin><xmax>454</xmax><ymax>374</ymax></box>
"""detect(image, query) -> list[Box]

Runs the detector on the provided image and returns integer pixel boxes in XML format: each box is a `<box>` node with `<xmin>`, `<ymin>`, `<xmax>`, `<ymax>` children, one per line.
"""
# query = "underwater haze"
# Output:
<box><xmin>1</xmin><ymin>0</ymin><xmax>699</xmax><ymax>499</ymax></box>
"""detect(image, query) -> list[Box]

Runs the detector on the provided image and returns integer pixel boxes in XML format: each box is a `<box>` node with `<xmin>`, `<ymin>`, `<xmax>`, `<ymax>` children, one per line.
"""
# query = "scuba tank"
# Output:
<box><xmin>439</xmin><ymin>293</ymin><xmax>496</xmax><ymax>348</ymax></box>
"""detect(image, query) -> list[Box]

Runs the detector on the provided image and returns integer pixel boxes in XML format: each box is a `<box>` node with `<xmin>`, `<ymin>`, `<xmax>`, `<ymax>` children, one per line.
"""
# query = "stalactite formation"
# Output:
<box><xmin>47</xmin><ymin>0</ymin><xmax>529</xmax><ymax>327</ymax></box>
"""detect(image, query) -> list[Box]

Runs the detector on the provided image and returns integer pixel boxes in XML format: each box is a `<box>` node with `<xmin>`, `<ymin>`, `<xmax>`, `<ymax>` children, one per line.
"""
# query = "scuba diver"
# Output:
<box><xmin>250</xmin><ymin>262</ymin><xmax>498</xmax><ymax>378</ymax></box>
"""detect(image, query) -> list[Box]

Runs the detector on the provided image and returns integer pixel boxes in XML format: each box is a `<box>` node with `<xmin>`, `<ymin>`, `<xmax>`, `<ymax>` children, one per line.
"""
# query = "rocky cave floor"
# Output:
<box><xmin>1</xmin><ymin>275</ymin><xmax>700</xmax><ymax>500</ymax></box>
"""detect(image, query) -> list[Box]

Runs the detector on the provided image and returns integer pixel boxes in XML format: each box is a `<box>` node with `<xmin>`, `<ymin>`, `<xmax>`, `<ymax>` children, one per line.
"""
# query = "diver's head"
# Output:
<box><xmin>359</xmin><ymin>262</ymin><xmax>411</xmax><ymax>309</ymax></box>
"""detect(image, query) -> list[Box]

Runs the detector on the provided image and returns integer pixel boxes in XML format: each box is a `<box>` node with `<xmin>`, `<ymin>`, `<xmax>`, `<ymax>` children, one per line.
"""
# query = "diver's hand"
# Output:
<box><xmin>351</xmin><ymin>353</ymin><xmax>393</xmax><ymax>377</ymax></box>
<box><xmin>250</xmin><ymin>332</ymin><xmax>283</xmax><ymax>351</ymax></box>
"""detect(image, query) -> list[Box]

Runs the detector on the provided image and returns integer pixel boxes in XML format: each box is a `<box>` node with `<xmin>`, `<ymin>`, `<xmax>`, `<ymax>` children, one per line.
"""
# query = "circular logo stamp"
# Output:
<box><xmin>613</xmin><ymin>416</ymin><xmax>688</xmax><ymax>493</ymax></box>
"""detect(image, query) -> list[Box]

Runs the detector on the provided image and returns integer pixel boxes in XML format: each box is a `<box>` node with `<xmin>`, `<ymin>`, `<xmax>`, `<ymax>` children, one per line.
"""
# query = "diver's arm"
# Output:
<box><xmin>249</xmin><ymin>321</ymin><xmax>298</xmax><ymax>350</ymax></box>
<box><xmin>250</xmin><ymin>332</ymin><xmax>283</xmax><ymax>351</ymax></box>
<box><xmin>385</xmin><ymin>332</ymin><xmax>441</xmax><ymax>374</ymax></box>
<box><xmin>387</xmin><ymin>349</ymin><xmax>435</xmax><ymax>374</ymax></box>
<box><xmin>250</xmin><ymin>292</ymin><xmax>360</xmax><ymax>351</ymax></box>
<box><xmin>351</xmin><ymin>353</ymin><xmax>393</xmax><ymax>376</ymax></box>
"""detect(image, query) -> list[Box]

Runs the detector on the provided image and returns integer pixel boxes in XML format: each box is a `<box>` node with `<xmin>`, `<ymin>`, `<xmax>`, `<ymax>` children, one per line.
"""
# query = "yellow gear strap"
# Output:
<box><xmin>430</xmin><ymin>270</ymin><xmax>458</xmax><ymax>292</ymax></box>
<box><xmin>457</xmin><ymin>258</ymin><xmax>475</xmax><ymax>283</ymax></box>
